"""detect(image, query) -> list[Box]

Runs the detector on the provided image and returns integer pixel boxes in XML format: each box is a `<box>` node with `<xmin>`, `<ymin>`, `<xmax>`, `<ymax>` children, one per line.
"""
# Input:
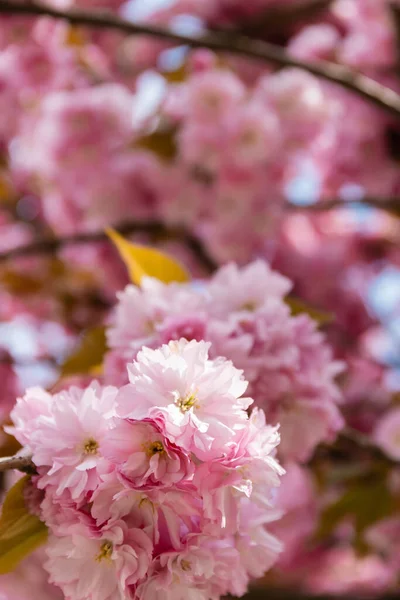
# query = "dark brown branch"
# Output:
<box><xmin>340</xmin><ymin>427</ymin><xmax>397</xmax><ymax>464</ymax></box>
<box><xmin>229</xmin><ymin>0</ymin><xmax>332</xmax><ymax>39</ymax></box>
<box><xmin>0</xmin><ymin>220</ymin><xmax>218</xmax><ymax>273</ymax></box>
<box><xmin>288</xmin><ymin>197</ymin><xmax>400</xmax><ymax>214</ymax></box>
<box><xmin>0</xmin><ymin>452</ymin><xmax>35</xmax><ymax>474</ymax></box>
<box><xmin>0</xmin><ymin>1</ymin><xmax>400</xmax><ymax>117</ymax></box>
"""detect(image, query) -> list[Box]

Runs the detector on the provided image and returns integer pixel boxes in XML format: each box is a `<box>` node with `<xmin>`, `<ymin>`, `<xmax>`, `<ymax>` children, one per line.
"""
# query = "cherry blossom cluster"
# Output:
<box><xmin>8</xmin><ymin>338</ymin><xmax>284</xmax><ymax>600</ymax></box>
<box><xmin>105</xmin><ymin>260</ymin><xmax>344</xmax><ymax>463</ymax></box>
<box><xmin>0</xmin><ymin>0</ymin><xmax>400</xmax><ymax>597</ymax></box>
<box><xmin>0</xmin><ymin>0</ymin><xmax>398</xmax><ymax>267</ymax></box>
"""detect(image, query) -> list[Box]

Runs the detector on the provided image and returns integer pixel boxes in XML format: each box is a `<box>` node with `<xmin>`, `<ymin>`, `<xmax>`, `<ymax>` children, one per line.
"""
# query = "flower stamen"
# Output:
<box><xmin>147</xmin><ymin>441</ymin><xmax>164</xmax><ymax>456</ymax></box>
<box><xmin>181</xmin><ymin>559</ymin><xmax>191</xmax><ymax>571</ymax></box>
<box><xmin>241</xmin><ymin>301</ymin><xmax>257</xmax><ymax>311</ymax></box>
<box><xmin>175</xmin><ymin>392</ymin><xmax>197</xmax><ymax>413</ymax></box>
<box><xmin>95</xmin><ymin>540</ymin><xmax>113</xmax><ymax>562</ymax></box>
<box><xmin>83</xmin><ymin>438</ymin><xmax>99</xmax><ymax>455</ymax></box>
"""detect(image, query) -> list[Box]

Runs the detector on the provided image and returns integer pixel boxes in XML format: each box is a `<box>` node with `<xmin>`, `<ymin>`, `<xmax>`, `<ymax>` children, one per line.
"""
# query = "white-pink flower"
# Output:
<box><xmin>206</xmin><ymin>261</ymin><xmax>292</xmax><ymax>316</ymax></box>
<box><xmin>106</xmin><ymin>260</ymin><xmax>343</xmax><ymax>462</ymax></box>
<box><xmin>136</xmin><ymin>536</ymin><xmax>245</xmax><ymax>600</ymax></box>
<box><xmin>45</xmin><ymin>521</ymin><xmax>152</xmax><ymax>600</ymax></box>
<box><xmin>107</xmin><ymin>278</ymin><xmax>206</xmax><ymax>356</ymax></box>
<box><xmin>10</xmin><ymin>382</ymin><xmax>118</xmax><ymax>500</ymax></box>
<box><xmin>11</xmin><ymin>338</ymin><xmax>284</xmax><ymax>600</ymax></box>
<box><xmin>115</xmin><ymin>339</ymin><xmax>251</xmax><ymax>460</ymax></box>
<box><xmin>101</xmin><ymin>418</ymin><xmax>194</xmax><ymax>487</ymax></box>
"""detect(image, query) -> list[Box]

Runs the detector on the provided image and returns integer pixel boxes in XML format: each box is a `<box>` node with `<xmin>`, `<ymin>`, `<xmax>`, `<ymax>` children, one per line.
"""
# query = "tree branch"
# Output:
<box><xmin>0</xmin><ymin>1</ymin><xmax>400</xmax><ymax>117</ymax></box>
<box><xmin>340</xmin><ymin>427</ymin><xmax>397</xmax><ymax>464</ymax></box>
<box><xmin>228</xmin><ymin>0</ymin><xmax>332</xmax><ymax>39</ymax></box>
<box><xmin>0</xmin><ymin>452</ymin><xmax>35</xmax><ymax>474</ymax></box>
<box><xmin>0</xmin><ymin>220</ymin><xmax>218</xmax><ymax>273</ymax></box>
<box><xmin>288</xmin><ymin>197</ymin><xmax>400</xmax><ymax>214</ymax></box>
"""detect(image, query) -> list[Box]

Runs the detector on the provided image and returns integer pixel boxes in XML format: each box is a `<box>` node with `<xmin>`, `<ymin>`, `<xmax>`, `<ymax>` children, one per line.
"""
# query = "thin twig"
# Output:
<box><xmin>0</xmin><ymin>220</ymin><xmax>218</xmax><ymax>273</ymax></box>
<box><xmin>288</xmin><ymin>197</ymin><xmax>400</xmax><ymax>213</ymax></box>
<box><xmin>0</xmin><ymin>1</ymin><xmax>400</xmax><ymax>117</ymax></box>
<box><xmin>0</xmin><ymin>452</ymin><xmax>35</xmax><ymax>474</ymax></box>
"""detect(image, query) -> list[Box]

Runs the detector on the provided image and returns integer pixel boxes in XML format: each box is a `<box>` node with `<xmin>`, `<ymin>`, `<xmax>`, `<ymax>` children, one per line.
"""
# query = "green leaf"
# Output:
<box><xmin>286</xmin><ymin>296</ymin><xmax>333</xmax><ymax>325</ymax></box>
<box><xmin>107</xmin><ymin>228</ymin><xmax>190</xmax><ymax>286</ymax></box>
<box><xmin>0</xmin><ymin>476</ymin><xmax>47</xmax><ymax>574</ymax></box>
<box><xmin>60</xmin><ymin>326</ymin><xmax>107</xmax><ymax>377</ymax></box>
<box><xmin>316</xmin><ymin>473</ymin><xmax>395</xmax><ymax>554</ymax></box>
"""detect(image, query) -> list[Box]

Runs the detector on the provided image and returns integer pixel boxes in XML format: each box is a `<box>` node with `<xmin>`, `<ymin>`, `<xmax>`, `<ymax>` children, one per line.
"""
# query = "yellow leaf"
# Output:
<box><xmin>0</xmin><ymin>476</ymin><xmax>47</xmax><ymax>574</ymax></box>
<box><xmin>134</xmin><ymin>127</ymin><xmax>177</xmax><ymax>161</ymax></box>
<box><xmin>60</xmin><ymin>326</ymin><xmax>107</xmax><ymax>377</ymax></box>
<box><xmin>106</xmin><ymin>228</ymin><xmax>190</xmax><ymax>285</ymax></box>
<box><xmin>65</xmin><ymin>25</ymin><xmax>86</xmax><ymax>47</ymax></box>
<box><xmin>161</xmin><ymin>64</ymin><xmax>187</xmax><ymax>83</ymax></box>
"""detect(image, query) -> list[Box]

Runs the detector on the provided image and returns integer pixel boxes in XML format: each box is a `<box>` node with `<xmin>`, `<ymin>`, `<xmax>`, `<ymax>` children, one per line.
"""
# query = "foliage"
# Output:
<box><xmin>0</xmin><ymin>476</ymin><xmax>47</xmax><ymax>574</ymax></box>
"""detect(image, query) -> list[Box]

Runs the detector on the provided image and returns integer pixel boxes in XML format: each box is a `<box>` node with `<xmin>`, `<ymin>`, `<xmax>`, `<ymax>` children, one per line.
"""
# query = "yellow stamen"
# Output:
<box><xmin>147</xmin><ymin>441</ymin><xmax>164</xmax><ymax>456</ymax></box>
<box><xmin>181</xmin><ymin>560</ymin><xmax>191</xmax><ymax>571</ymax></box>
<box><xmin>83</xmin><ymin>438</ymin><xmax>98</xmax><ymax>455</ymax></box>
<box><xmin>95</xmin><ymin>540</ymin><xmax>113</xmax><ymax>562</ymax></box>
<box><xmin>241</xmin><ymin>301</ymin><xmax>257</xmax><ymax>311</ymax></box>
<box><xmin>175</xmin><ymin>392</ymin><xmax>197</xmax><ymax>413</ymax></box>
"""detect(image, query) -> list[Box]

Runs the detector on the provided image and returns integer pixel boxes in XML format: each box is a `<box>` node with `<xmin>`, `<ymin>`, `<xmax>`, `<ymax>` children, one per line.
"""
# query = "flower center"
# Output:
<box><xmin>181</xmin><ymin>559</ymin><xmax>191</xmax><ymax>571</ymax></box>
<box><xmin>147</xmin><ymin>441</ymin><xmax>164</xmax><ymax>456</ymax></box>
<box><xmin>83</xmin><ymin>438</ymin><xmax>99</xmax><ymax>455</ymax></box>
<box><xmin>241</xmin><ymin>301</ymin><xmax>257</xmax><ymax>311</ymax></box>
<box><xmin>96</xmin><ymin>540</ymin><xmax>113</xmax><ymax>562</ymax></box>
<box><xmin>240</xmin><ymin>129</ymin><xmax>259</xmax><ymax>146</ymax></box>
<box><xmin>175</xmin><ymin>392</ymin><xmax>197</xmax><ymax>413</ymax></box>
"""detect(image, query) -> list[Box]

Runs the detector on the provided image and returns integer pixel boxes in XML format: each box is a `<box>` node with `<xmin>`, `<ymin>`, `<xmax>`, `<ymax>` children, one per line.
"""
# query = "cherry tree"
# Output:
<box><xmin>0</xmin><ymin>1</ymin><xmax>399</xmax><ymax>599</ymax></box>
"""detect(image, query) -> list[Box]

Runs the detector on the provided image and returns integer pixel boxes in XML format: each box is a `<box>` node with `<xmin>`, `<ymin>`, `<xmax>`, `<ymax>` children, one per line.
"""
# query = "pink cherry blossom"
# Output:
<box><xmin>1</xmin><ymin>0</ymin><xmax>399</xmax><ymax>594</ymax></box>
<box><xmin>45</xmin><ymin>521</ymin><xmax>153</xmax><ymax>600</ymax></box>
<box><xmin>115</xmin><ymin>339</ymin><xmax>251</xmax><ymax>460</ymax></box>
<box><xmin>107</xmin><ymin>261</ymin><xmax>344</xmax><ymax>461</ymax></box>
<box><xmin>101</xmin><ymin>418</ymin><xmax>194</xmax><ymax>487</ymax></box>
<box><xmin>9</xmin><ymin>382</ymin><xmax>118</xmax><ymax>500</ymax></box>
<box><xmin>0</xmin><ymin>549</ymin><xmax>63</xmax><ymax>600</ymax></box>
<box><xmin>10</xmin><ymin>339</ymin><xmax>283</xmax><ymax>600</ymax></box>
<box><xmin>305</xmin><ymin>546</ymin><xmax>395</xmax><ymax>596</ymax></box>
<box><xmin>184</xmin><ymin>70</ymin><xmax>246</xmax><ymax>123</ymax></box>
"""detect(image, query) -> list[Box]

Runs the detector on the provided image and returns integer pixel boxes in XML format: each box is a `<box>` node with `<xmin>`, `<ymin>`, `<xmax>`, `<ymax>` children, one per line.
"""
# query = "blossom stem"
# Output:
<box><xmin>0</xmin><ymin>220</ymin><xmax>218</xmax><ymax>272</ymax></box>
<box><xmin>0</xmin><ymin>1</ymin><xmax>400</xmax><ymax>117</ymax></box>
<box><xmin>0</xmin><ymin>453</ymin><xmax>36</xmax><ymax>474</ymax></box>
